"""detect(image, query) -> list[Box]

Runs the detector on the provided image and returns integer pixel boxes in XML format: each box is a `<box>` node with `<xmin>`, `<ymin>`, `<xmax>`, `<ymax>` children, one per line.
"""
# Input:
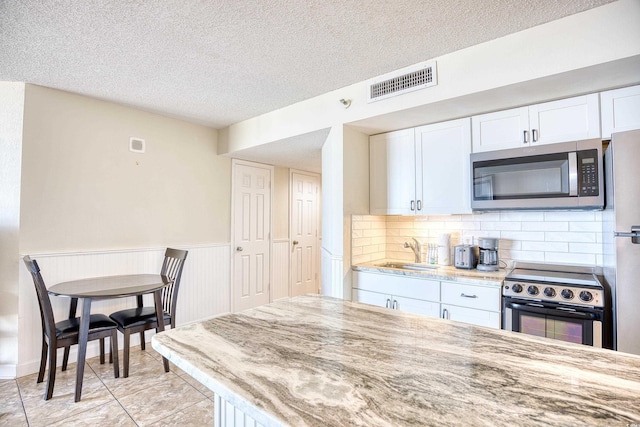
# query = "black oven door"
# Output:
<box><xmin>504</xmin><ymin>300</ymin><xmax>603</xmax><ymax>347</ymax></box>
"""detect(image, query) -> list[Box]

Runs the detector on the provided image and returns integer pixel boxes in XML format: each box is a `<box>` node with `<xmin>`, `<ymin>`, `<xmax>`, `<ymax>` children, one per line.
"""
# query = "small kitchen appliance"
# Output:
<box><xmin>503</xmin><ymin>262</ymin><xmax>610</xmax><ymax>348</ymax></box>
<box><xmin>477</xmin><ymin>237</ymin><xmax>499</xmax><ymax>271</ymax></box>
<box><xmin>454</xmin><ymin>244</ymin><xmax>477</xmax><ymax>269</ymax></box>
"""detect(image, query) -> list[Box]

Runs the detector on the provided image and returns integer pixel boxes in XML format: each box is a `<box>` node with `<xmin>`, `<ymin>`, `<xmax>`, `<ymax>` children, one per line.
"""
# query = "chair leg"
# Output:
<box><xmin>111</xmin><ymin>330</ymin><xmax>120</xmax><ymax>378</ymax></box>
<box><xmin>99</xmin><ymin>338</ymin><xmax>105</xmax><ymax>364</ymax></box>
<box><xmin>139</xmin><ymin>331</ymin><xmax>146</xmax><ymax>350</ymax></box>
<box><xmin>62</xmin><ymin>346</ymin><xmax>71</xmax><ymax>371</ymax></box>
<box><xmin>37</xmin><ymin>339</ymin><xmax>47</xmax><ymax>384</ymax></box>
<box><xmin>45</xmin><ymin>341</ymin><xmax>57</xmax><ymax>400</ymax></box>
<box><xmin>123</xmin><ymin>329</ymin><xmax>131</xmax><ymax>378</ymax></box>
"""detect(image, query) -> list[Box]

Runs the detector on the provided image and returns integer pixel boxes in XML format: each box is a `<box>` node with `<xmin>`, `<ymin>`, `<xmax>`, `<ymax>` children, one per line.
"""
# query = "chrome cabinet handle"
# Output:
<box><xmin>236</xmin><ymin>246</ymin><xmax>243</xmax><ymax>252</ymax></box>
<box><xmin>410</xmin><ymin>200</ymin><xmax>415</xmax><ymax>211</ymax></box>
<box><xmin>392</xmin><ymin>300</ymin><xmax>398</xmax><ymax>310</ymax></box>
<box><xmin>460</xmin><ymin>293</ymin><xmax>478</xmax><ymax>298</ymax></box>
<box><xmin>532</xmin><ymin>129</ymin><xmax>538</xmax><ymax>142</ymax></box>
<box><xmin>416</xmin><ymin>200</ymin><xmax>422</xmax><ymax>211</ymax></box>
<box><xmin>523</xmin><ymin>130</ymin><xmax>528</xmax><ymax>144</ymax></box>
<box><xmin>386</xmin><ymin>298</ymin><xmax>391</xmax><ymax>308</ymax></box>
<box><xmin>442</xmin><ymin>308</ymin><xmax>449</xmax><ymax>319</ymax></box>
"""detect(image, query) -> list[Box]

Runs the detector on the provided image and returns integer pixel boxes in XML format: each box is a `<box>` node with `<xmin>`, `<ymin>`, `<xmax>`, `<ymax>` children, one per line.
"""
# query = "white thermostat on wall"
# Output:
<box><xmin>129</xmin><ymin>137</ymin><xmax>145</xmax><ymax>153</ymax></box>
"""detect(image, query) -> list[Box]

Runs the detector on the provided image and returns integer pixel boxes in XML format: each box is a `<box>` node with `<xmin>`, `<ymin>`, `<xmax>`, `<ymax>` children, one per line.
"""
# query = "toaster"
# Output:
<box><xmin>454</xmin><ymin>245</ymin><xmax>477</xmax><ymax>269</ymax></box>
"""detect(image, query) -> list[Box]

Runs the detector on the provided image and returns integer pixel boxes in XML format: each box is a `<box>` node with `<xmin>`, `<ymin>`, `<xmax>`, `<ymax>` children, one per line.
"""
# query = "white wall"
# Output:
<box><xmin>0</xmin><ymin>82</ymin><xmax>25</xmax><ymax>378</ymax></box>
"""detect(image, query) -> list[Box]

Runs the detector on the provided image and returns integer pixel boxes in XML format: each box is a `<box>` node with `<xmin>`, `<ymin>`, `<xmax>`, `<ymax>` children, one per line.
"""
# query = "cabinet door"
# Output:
<box><xmin>441</xmin><ymin>304</ymin><xmax>501</xmax><ymax>329</ymax></box>
<box><xmin>369</xmin><ymin>129</ymin><xmax>416</xmax><ymax>215</ymax></box>
<box><xmin>529</xmin><ymin>94</ymin><xmax>600</xmax><ymax>145</ymax></box>
<box><xmin>352</xmin><ymin>288</ymin><xmax>391</xmax><ymax>309</ymax></box>
<box><xmin>601</xmin><ymin>85</ymin><xmax>640</xmax><ymax>139</ymax></box>
<box><xmin>471</xmin><ymin>107</ymin><xmax>529</xmax><ymax>152</ymax></box>
<box><xmin>416</xmin><ymin>118</ymin><xmax>472</xmax><ymax>214</ymax></box>
<box><xmin>393</xmin><ymin>295</ymin><xmax>440</xmax><ymax>318</ymax></box>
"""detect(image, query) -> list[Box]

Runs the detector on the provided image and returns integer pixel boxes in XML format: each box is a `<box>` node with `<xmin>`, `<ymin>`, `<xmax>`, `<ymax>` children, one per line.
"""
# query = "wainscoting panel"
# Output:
<box><xmin>17</xmin><ymin>244</ymin><xmax>231</xmax><ymax>377</ymax></box>
<box><xmin>272</xmin><ymin>239</ymin><xmax>290</xmax><ymax>301</ymax></box>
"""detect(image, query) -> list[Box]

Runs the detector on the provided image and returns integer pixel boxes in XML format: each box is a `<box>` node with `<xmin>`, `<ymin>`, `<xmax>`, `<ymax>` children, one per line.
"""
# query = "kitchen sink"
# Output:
<box><xmin>375</xmin><ymin>262</ymin><xmax>438</xmax><ymax>271</ymax></box>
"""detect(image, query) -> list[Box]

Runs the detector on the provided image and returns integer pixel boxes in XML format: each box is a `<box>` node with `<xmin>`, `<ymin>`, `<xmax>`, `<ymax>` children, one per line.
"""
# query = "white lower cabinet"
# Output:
<box><xmin>440</xmin><ymin>281</ymin><xmax>501</xmax><ymax>329</ymax></box>
<box><xmin>352</xmin><ymin>271</ymin><xmax>502</xmax><ymax>328</ymax></box>
<box><xmin>352</xmin><ymin>272</ymin><xmax>440</xmax><ymax>318</ymax></box>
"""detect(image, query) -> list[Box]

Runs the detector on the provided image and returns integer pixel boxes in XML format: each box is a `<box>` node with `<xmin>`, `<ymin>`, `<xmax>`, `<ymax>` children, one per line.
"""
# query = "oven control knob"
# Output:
<box><xmin>527</xmin><ymin>285</ymin><xmax>539</xmax><ymax>296</ymax></box>
<box><xmin>511</xmin><ymin>283</ymin><xmax>523</xmax><ymax>293</ymax></box>
<box><xmin>543</xmin><ymin>287</ymin><xmax>556</xmax><ymax>298</ymax></box>
<box><xmin>579</xmin><ymin>291</ymin><xmax>594</xmax><ymax>302</ymax></box>
<box><xmin>561</xmin><ymin>289</ymin><xmax>574</xmax><ymax>300</ymax></box>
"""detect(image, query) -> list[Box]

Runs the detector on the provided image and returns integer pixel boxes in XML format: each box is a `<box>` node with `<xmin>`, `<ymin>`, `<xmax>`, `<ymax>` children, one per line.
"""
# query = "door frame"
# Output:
<box><xmin>230</xmin><ymin>159</ymin><xmax>274</xmax><ymax>312</ymax></box>
<box><xmin>289</xmin><ymin>169</ymin><xmax>321</xmax><ymax>296</ymax></box>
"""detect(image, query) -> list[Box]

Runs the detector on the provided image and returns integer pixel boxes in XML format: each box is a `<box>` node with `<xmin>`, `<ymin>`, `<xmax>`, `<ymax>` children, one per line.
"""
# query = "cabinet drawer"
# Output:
<box><xmin>441</xmin><ymin>304</ymin><xmax>501</xmax><ymax>329</ymax></box>
<box><xmin>354</xmin><ymin>271</ymin><xmax>440</xmax><ymax>302</ymax></box>
<box><xmin>440</xmin><ymin>281</ymin><xmax>500</xmax><ymax>311</ymax></box>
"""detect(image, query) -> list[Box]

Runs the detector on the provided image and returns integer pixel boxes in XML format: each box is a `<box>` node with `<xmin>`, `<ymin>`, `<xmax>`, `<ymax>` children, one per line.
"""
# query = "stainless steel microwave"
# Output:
<box><xmin>470</xmin><ymin>139</ymin><xmax>604</xmax><ymax>210</ymax></box>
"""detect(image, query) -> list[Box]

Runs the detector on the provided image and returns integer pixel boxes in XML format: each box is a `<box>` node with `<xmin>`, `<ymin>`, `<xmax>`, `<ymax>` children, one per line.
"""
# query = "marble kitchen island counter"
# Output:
<box><xmin>152</xmin><ymin>295</ymin><xmax>640</xmax><ymax>427</ymax></box>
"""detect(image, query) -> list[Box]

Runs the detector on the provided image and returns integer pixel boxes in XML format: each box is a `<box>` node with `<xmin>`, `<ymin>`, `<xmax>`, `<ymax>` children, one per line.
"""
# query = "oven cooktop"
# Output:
<box><xmin>504</xmin><ymin>262</ymin><xmax>604</xmax><ymax>308</ymax></box>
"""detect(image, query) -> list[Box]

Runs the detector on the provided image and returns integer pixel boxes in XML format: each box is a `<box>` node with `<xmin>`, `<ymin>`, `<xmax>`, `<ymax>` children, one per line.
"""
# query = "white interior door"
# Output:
<box><xmin>232</xmin><ymin>161</ymin><xmax>272</xmax><ymax>312</ymax></box>
<box><xmin>290</xmin><ymin>171</ymin><xmax>320</xmax><ymax>296</ymax></box>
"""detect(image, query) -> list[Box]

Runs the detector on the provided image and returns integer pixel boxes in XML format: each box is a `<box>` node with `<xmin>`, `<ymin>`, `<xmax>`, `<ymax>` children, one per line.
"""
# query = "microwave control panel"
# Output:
<box><xmin>578</xmin><ymin>149</ymin><xmax>599</xmax><ymax>196</ymax></box>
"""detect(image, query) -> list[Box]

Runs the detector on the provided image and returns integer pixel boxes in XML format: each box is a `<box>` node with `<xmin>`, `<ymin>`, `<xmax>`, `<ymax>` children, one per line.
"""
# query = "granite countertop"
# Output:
<box><xmin>152</xmin><ymin>295</ymin><xmax>640</xmax><ymax>426</ymax></box>
<box><xmin>353</xmin><ymin>260</ymin><xmax>507</xmax><ymax>287</ymax></box>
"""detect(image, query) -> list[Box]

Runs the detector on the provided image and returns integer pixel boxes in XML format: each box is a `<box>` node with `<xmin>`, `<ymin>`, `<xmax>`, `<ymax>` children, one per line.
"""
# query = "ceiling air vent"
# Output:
<box><xmin>366</xmin><ymin>61</ymin><xmax>437</xmax><ymax>103</ymax></box>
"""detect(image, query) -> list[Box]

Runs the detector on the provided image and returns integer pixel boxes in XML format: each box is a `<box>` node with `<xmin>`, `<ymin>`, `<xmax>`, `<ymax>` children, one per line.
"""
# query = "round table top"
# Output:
<box><xmin>48</xmin><ymin>274</ymin><xmax>172</xmax><ymax>299</ymax></box>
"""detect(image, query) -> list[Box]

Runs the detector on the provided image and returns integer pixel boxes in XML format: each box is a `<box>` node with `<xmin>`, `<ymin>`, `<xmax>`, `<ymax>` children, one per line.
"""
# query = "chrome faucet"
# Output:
<box><xmin>404</xmin><ymin>238</ymin><xmax>422</xmax><ymax>263</ymax></box>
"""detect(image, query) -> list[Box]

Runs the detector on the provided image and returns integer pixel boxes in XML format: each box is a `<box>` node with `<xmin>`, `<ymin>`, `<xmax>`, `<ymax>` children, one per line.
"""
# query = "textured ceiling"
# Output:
<box><xmin>1</xmin><ymin>0</ymin><xmax>615</xmax><ymax>131</ymax></box>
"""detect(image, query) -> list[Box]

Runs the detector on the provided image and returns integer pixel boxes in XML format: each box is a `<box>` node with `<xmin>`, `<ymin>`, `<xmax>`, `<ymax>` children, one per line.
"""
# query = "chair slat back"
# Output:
<box><xmin>160</xmin><ymin>248</ymin><xmax>188</xmax><ymax>327</ymax></box>
<box><xmin>23</xmin><ymin>256</ymin><xmax>56</xmax><ymax>340</ymax></box>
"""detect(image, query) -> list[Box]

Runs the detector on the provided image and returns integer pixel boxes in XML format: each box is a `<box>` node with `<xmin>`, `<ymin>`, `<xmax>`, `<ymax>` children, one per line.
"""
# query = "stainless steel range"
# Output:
<box><xmin>502</xmin><ymin>262</ymin><xmax>610</xmax><ymax>348</ymax></box>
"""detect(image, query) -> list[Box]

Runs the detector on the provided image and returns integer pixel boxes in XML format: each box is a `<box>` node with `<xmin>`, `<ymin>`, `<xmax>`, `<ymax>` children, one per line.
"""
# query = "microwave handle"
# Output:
<box><xmin>568</xmin><ymin>152</ymin><xmax>578</xmax><ymax>196</ymax></box>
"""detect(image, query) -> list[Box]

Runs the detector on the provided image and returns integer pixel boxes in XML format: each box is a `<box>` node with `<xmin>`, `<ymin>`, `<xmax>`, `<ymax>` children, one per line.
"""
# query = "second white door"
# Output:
<box><xmin>290</xmin><ymin>171</ymin><xmax>320</xmax><ymax>296</ymax></box>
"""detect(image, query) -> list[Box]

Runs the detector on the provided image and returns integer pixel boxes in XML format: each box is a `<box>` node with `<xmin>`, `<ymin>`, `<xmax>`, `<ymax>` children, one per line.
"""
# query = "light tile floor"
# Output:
<box><xmin>0</xmin><ymin>346</ymin><xmax>214</xmax><ymax>426</ymax></box>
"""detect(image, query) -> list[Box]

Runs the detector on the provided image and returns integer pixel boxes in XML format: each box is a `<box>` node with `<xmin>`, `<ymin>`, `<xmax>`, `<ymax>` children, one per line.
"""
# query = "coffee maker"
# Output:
<box><xmin>477</xmin><ymin>238</ymin><xmax>499</xmax><ymax>271</ymax></box>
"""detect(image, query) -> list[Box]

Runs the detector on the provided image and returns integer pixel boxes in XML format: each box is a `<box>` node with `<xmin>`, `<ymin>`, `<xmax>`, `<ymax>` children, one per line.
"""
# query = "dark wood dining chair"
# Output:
<box><xmin>109</xmin><ymin>248</ymin><xmax>188</xmax><ymax>377</ymax></box>
<box><xmin>23</xmin><ymin>255</ymin><xmax>119</xmax><ymax>400</ymax></box>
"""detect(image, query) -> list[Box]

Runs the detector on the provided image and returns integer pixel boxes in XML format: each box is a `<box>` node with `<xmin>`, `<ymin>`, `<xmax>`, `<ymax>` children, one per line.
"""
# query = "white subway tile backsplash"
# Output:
<box><xmin>500</xmin><ymin>231</ymin><xmax>545</xmax><ymax>242</ymax></box>
<box><xmin>482</xmin><ymin>221</ymin><xmax>521</xmax><ymax>231</ymax></box>
<box><xmin>351</xmin><ymin>210</ymin><xmax>603</xmax><ymax>267</ymax></box>
<box><xmin>544</xmin><ymin>211</ymin><xmax>596</xmax><ymax>221</ymax></box>
<box><xmin>522</xmin><ymin>241</ymin><xmax>568</xmax><ymax>252</ymax></box>
<box><xmin>545</xmin><ymin>232</ymin><xmax>597</xmax><ymax>243</ymax></box>
<box><xmin>521</xmin><ymin>222</ymin><xmax>568</xmax><ymax>232</ymax></box>
<box><xmin>545</xmin><ymin>252</ymin><xmax>596</xmax><ymax>266</ymax></box>
<box><xmin>500</xmin><ymin>212</ymin><xmax>545</xmax><ymax>222</ymax></box>
<box><xmin>569</xmin><ymin>221</ymin><xmax>602</xmax><ymax>232</ymax></box>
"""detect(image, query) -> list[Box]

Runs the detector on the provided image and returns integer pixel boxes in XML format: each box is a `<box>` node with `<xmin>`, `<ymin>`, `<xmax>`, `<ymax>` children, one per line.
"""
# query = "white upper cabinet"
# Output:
<box><xmin>472</xmin><ymin>94</ymin><xmax>601</xmax><ymax>152</ymax></box>
<box><xmin>470</xmin><ymin>107</ymin><xmax>529</xmax><ymax>152</ymax></box>
<box><xmin>415</xmin><ymin>118</ymin><xmax>472</xmax><ymax>214</ymax></box>
<box><xmin>370</xmin><ymin>128</ymin><xmax>415</xmax><ymax>215</ymax></box>
<box><xmin>600</xmin><ymin>85</ymin><xmax>640</xmax><ymax>139</ymax></box>
<box><xmin>370</xmin><ymin>118</ymin><xmax>472</xmax><ymax>215</ymax></box>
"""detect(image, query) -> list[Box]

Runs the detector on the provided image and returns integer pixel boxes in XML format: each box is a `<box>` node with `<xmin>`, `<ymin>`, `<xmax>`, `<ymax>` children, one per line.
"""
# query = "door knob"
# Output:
<box><xmin>236</xmin><ymin>246</ymin><xmax>243</xmax><ymax>252</ymax></box>
<box><xmin>293</xmin><ymin>240</ymin><xmax>299</xmax><ymax>245</ymax></box>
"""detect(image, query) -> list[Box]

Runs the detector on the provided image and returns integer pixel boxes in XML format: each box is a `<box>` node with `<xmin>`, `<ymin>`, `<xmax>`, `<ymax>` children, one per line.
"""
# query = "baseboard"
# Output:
<box><xmin>0</xmin><ymin>364</ymin><xmax>17</xmax><ymax>379</ymax></box>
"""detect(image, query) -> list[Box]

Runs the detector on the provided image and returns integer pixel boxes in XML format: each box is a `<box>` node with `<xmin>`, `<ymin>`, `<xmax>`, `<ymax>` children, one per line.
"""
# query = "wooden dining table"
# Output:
<box><xmin>48</xmin><ymin>274</ymin><xmax>173</xmax><ymax>402</ymax></box>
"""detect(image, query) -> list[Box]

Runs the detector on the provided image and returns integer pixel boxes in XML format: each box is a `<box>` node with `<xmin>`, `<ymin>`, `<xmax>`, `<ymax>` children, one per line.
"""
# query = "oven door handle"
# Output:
<box><xmin>506</xmin><ymin>302</ymin><xmax>598</xmax><ymax>320</ymax></box>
